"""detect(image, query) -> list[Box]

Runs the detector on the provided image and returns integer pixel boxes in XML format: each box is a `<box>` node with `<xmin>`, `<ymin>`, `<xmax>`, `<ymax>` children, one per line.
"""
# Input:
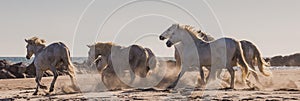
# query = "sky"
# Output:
<box><xmin>0</xmin><ymin>0</ymin><xmax>299</xmax><ymax>57</ymax></box>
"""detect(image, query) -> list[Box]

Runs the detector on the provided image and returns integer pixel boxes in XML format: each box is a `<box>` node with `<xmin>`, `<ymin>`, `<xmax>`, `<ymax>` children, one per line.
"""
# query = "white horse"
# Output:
<box><xmin>160</xmin><ymin>25</ymin><xmax>270</xmax><ymax>86</ymax></box>
<box><xmin>163</xmin><ymin>24</ymin><xmax>255</xmax><ymax>89</ymax></box>
<box><xmin>25</xmin><ymin>37</ymin><xmax>77</xmax><ymax>95</ymax></box>
<box><xmin>160</xmin><ymin>25</ymin><xmax>214</xmax><ymax>83</ymax></box>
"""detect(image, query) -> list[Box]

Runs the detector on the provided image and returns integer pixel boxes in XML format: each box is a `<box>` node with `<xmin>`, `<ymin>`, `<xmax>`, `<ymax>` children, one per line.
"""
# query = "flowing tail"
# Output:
<box><xmin>67</xmin><ymin>49</ymin><xmax>76</xmax><ymax>76</ymax></box>
<box><xmin>62</xmin><ymin>47</ymin><xmax>76</xmax><ymax>85</ymax></box>
<box><xmin>252</xmin><ymin>43</ymin><xmax>271</xmax><ymax>76</ymax></box>
<box><xmin>235</xmin><ymin>42</ymin><xmax>254</xmax><ymax>81</ymax></box>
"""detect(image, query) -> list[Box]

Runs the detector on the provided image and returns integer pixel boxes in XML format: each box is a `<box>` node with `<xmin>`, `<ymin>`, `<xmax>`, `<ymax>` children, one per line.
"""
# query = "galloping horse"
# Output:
<box><xmin>87</xmin><ymin>42</ymin><xmax>157</xmax><ymax>84</ymax></box>
<box><xmin>160</xmin><ymin>25</ymin><xmax>270</xmax><ymax>86</ymax></box>
<box><xmin>202</xmin><ymin>34</ymin><xmax>270</xmax><ymax>83</ymax></box>
<box><xmin>162</xmin><ymin>24</ymin><xmax>255</xmax><ymax>89</ymax></box>
<box><xmin>25</xmin><ymin>37</ymin><xmax>76</xmax><ymax>95</ymax></box>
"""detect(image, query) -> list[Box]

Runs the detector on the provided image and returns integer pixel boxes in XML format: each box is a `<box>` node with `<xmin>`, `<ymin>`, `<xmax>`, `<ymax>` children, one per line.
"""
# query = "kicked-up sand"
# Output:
<box><xmin>0</xmin><ymin>68</ymin><xmax>300</xmax><ymax>100</ymax></box>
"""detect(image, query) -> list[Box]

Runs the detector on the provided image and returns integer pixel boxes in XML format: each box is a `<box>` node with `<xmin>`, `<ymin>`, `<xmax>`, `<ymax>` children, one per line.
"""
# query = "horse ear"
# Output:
<box><xmin>25</xmin><ymin>39</ymin><xmax>28</xmax><ymax>43</ymax></box>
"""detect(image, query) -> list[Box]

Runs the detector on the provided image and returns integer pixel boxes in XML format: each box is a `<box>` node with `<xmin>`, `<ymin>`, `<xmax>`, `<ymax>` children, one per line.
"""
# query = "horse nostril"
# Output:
<box><xmin>166</xmin><ymin>41</ymin><xmax>173</xmax><ymax>47</ymax></box>
<box><xmin>159</xmin><ymin>36</ymin><xmax>166</xmax><ymax>40</ymax></box>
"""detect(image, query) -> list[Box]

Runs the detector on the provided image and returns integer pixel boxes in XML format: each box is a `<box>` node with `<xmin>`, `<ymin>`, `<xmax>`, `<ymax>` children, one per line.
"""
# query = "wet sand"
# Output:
<box><xmin>0</xmin><ymin>69</ymin><xmax>300</xmax><ymax>100</ymax></box>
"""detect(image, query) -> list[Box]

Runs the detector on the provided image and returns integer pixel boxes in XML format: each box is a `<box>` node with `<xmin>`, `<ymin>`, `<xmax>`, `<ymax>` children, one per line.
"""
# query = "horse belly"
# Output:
<box><xmin>34</xmin><ymin>61</ymin><xmax>50</xmax><ymax>71</ymax></box>
<box><xmin>193</xmin><ymin>47</ymin><xmax>211</xmax><ymax>66</ymax></box>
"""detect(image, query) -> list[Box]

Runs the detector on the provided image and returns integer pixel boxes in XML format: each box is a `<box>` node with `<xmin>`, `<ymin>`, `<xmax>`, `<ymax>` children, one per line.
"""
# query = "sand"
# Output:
<box><xmin>0</xmin><ymin>69</ymin><xmax>300</xmax><ymax>100</ymax></box>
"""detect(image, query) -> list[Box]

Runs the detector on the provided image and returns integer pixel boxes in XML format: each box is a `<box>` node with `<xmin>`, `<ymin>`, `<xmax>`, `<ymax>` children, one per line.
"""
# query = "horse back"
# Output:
<box><xmin>37</xmin><ymin>42</ymin><xmax>70</xmax><ymax>64</ymax></box>
<box><xmin>212</xmin><ymin>37</ymin><xmax>240</xmax><ymax>48</ymax></box>
<box><xmin>43</xmin><ymin>42</ymin><xmax>65</xmax><ymax>54</ymax></box>
<box><xmin>240</xmin><ymin>40</ymin><xmax>254</xmax><ymax>52</ymax></box>
<box><xmin>210</xmin><ymin>37</ymin><xmax>241</xmax><ymax>61</ymax></box>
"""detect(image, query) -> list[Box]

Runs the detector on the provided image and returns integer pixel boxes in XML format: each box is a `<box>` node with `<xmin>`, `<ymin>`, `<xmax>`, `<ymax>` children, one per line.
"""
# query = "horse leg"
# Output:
<box><xmin>66</xmin><ymin>67</ymin><xmax>81</xmax><ymax>92</ymax></box>
<box><xmin>248</xmin><ymin>63</ymin><xmax>262</xmax><ymax>85</ymax></box>
<box><xmin>207</xmin><ymin>66</ymin><xmax>218</xmax><ymax>84</ymax></box>
<box><xmin>251</xmin><ymin>71</ymin><xmax>262</xmax><ymax>86</ymax></box>
<box><xmin>33</xmin><ymin>70</ymin><xmax>45</xmax><ymax>95</ymax></box>
<box><xmin>228</xmin><ymin>67</ymin><xmax>235</xmax><ymax>89</ymax></box>
<box><xmin>216</xmin><ymin>69</ymin><xmax>222</xmax><ymax>80</ymax></box>
<box><xmin>64</xmin><ymin>64</ymin><xmax>75</xmax><ymax>86</ymax></box>
<box><xmin>49</xmin><ymin>67</ymin><xmax>58</xmax><ymax>92</ymax></box>
<box><xmin>245</xmin><ymin>72</ymin><xmax>253</xmax><ymax>88</ymax></box>
<box><xmin>198</xmin><ymin>66</ymin><xmax>206</xmax><ymax>86</ymax></box>
<box><xmin>245</xmin><ymin>68</ymin><xmax>259</xmax><ymax>88</ymax></box>
<box><xmin>129</xmin><ymin>71</ymin><xmax>135</xmax><ymax>84</ymax></box>
<box><xmin>167</xmin><ymin>70</ymin><xmax>186</xmax><ymax>89</ymax></box>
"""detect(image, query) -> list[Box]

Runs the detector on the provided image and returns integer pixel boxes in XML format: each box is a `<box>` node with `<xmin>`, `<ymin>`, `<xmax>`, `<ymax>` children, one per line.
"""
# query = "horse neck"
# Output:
<box><xmin>33</xmin><ymin>45</ymin><xmax>46</xmax><ymax>56</ymax></box>
<box><xmin>181</xmin><ymin>29</ymin><xmax>207</xmax><ymax>46</ymax></box>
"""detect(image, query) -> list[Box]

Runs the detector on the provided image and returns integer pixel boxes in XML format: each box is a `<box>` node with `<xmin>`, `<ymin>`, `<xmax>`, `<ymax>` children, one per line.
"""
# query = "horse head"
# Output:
<box><xmin>165</xmin><ymin>24</ymin><xmax>205</xmax><ymax>47</ymax></box>
<box><xmin>165</xmin><ymin>25</ymin><xmax>184</xmax><ymax>47</ymax></box>
<box><xmin>159</xmin><ymin>24</ymin><xmax>179</xmax><ymax>40</ymax></box>
<box><xmin>87</xmin><ymin>42</ymin><xmax>113</xmax><ymax>66</ymax></box>
<box><xmin>87</xmin><ymin>44</ymin><xmax>98</xmax><ymax>66</ymax></box>
<box><xmin>24</xmin><ymin>37</ymin><xmax>46</xmax><ymax>59</ymax></box>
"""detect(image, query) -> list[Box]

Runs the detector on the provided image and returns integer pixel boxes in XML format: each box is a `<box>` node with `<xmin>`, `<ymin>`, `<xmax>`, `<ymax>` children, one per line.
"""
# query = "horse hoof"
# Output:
<box><xmin>226</xmin><ymin>87</ymin><xmax>235</xmax><ymax>90</ymax></box>
<box><xmin>166</xmin><ymin>86</ymin><xmax>176</xmax><ymax>90</ymax></box>
<box><xmin>49</xmin><ymin>88</ymin><xmax>54</xmax><ymax>92</ymax></box>
<box><xmin>45</xmin><ymin>92</ymin><xmax>50</xmax><ymax>96</ymax></box>
<box><xmin>32</xmin><ymin>92</ymin><xmax>37</xmax><ymax>95</ymax></box>
<box><xmin>220</xmin><ymin>87</ymin><xmax>234</xmax><ymax>90</ymax></box>
<box><xmin>40</xmin><ymin>85</ymin><xmax>47</xmax><ymax>89</ymax></box>
<box><xmin>166</xmin><ymin>83</ymin><xmax>177</xmax><ymax>89</ymax></box>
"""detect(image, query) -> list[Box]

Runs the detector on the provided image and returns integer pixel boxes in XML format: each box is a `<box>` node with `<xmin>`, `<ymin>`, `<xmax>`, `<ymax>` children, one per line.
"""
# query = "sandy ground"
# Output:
<box><xmin>1</xmin><ymin>69</ymin><xmax>300</xmax><ymax>100</ymax></box>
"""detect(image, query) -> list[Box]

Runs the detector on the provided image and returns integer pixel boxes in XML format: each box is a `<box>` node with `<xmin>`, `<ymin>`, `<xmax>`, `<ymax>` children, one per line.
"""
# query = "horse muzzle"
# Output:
<box><xmin>166</xmin><ymin>41</ymin><xmax>173</xmax><ymax>47</ymax></box>
<box><xmin>159</xmin><ymin>36</ymin><xmax>166</xmax><ymax>40</ymax></box>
